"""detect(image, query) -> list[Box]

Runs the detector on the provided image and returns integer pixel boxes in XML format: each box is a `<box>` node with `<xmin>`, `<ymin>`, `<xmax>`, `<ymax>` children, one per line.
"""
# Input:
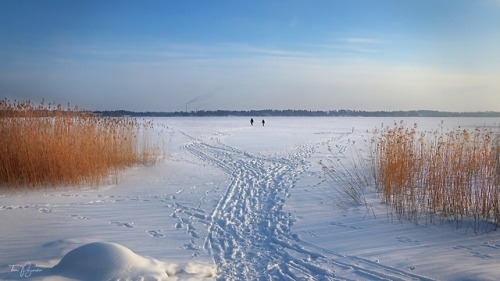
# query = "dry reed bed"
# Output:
<box><xmin>0</xmin><ymin>99</ymin><xmax>162</xmax><ymax>189</ymax></box>
<box><xmin>371</xmin><ymin>121</ymin><xmax>500</xmax><ymax>231</ymax></box>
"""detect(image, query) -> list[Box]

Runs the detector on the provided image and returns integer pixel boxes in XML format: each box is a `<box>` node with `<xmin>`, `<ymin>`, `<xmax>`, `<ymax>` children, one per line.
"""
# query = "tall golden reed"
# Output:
<box><xmin>0</xmin><ymin>98</ymin><xmax>162</xmax><ymax>189</ymax></box>
<box><xmin>371</xmin><ymin>121</ymin><xmax>499</xmax><ymax>230</ymax></box>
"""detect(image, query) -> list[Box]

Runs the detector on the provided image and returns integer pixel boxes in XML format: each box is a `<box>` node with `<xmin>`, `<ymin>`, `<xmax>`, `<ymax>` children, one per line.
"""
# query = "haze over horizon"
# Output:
<box><xmin>1</xmin><ymin>1</ymin><xmax>499</xmax><ymax>112</ymax></box>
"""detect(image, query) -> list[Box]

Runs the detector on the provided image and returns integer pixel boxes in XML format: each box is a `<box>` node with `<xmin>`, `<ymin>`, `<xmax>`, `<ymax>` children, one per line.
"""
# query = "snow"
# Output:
<box><xmin>1</xmin><ymin>117</ymin><xmax>499</xmax><ymax>280</ymax></box>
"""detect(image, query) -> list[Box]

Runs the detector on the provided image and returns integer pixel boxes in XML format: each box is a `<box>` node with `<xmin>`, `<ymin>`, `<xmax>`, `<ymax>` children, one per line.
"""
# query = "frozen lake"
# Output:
<box><xmin>1</xmin><ymin>116</ymin><xmax>499</xmax><ymax>280</ymax></box>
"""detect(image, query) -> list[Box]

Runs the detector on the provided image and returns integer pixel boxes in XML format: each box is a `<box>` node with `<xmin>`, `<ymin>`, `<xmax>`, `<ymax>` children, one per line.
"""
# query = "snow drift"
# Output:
<box><xmin>1</xmin><ymin>241</ymin><xmax>215</xmax><ymax>280</ymax></box>
<box><xmin>51</xmin><ymin>242</ymin><xmax>169</xmax><ymax>280</ymax></box>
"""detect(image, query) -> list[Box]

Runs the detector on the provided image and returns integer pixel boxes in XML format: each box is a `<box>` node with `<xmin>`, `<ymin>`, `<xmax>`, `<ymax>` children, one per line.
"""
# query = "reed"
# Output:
<box><xmin>320</xmin><ymin>140</ymin><xmax>372</xmax><ymax>208</ymax></box>
<box><xmin>0</xmin><ymin>98</ymin><xmax>163</xmax><ymax>189</ymax></box>
<box><xmin>371</xmin><ymin>121</ymin><xmax>500</xmax><ymax>231</ymax></box>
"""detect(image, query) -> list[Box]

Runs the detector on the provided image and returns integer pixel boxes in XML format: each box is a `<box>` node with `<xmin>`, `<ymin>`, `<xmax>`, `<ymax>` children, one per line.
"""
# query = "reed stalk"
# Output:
<box><xmin>371</xmin><ymin>121</ymin><xmax>499</xmax><ymax>231</ymax></box>
<box><xmin>0</xmin><ymin>98</ymin><xmax>163</xmax><ymax>189</ymax></box>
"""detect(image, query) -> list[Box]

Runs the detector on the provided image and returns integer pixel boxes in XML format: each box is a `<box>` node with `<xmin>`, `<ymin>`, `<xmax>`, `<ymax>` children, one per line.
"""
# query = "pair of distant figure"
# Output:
<box><xmin>250</xmin><ymin>118</ymin><xmax>265</xmax><ymax>126</ymax></box>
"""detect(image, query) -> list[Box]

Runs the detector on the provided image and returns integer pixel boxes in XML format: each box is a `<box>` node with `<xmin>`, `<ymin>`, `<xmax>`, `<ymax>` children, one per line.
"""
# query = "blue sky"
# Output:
<box><xmin>1</xmin><ymin>0</ymin><xmax>499</xmax><ymax>111</ymax></box>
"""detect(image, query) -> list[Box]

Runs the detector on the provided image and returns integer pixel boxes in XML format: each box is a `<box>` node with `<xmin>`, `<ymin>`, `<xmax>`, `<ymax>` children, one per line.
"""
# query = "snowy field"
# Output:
<box><xmin>1</xmin><ymin>116</ymin><xmax>500</xmax><ymax>281</ymax></box>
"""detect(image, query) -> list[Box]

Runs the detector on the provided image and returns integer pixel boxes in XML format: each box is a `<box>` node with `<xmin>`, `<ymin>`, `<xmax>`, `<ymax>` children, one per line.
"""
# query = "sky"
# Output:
<box><xmin>1</xmin><ymin>0</ymin><xmax>499</xmax><ymax>112</ymax></box>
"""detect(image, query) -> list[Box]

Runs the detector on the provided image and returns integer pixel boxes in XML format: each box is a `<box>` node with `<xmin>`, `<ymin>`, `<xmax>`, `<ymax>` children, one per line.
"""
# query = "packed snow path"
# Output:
<box><xmin>182</xmin><ymin>135</ymin><xmax>435</xmax><ymax>281</ymax></box>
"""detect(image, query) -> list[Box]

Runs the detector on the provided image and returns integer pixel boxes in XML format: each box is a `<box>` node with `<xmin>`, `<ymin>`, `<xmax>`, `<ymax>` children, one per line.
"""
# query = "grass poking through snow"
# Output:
<box><xmin>319</xmin><ymin>138</ymin><xmax>375</xmax><ymax>218</ymax></box>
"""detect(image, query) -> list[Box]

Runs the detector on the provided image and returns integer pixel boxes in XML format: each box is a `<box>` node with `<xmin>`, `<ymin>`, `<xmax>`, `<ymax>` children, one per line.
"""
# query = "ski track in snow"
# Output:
<box><xmin>177</xmin><ymin>133</ymin><xmax>435</xmax><ymax>281</ymax></box>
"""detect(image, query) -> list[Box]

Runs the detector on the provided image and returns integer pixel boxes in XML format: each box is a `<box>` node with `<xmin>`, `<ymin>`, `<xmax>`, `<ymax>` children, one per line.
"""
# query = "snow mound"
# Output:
<box><xmin>1</xmin><ymin>241</ymin><xmax>216</xmax><ymax>280</ymax></box>
<box><xmin>52</xmin><ymin>242</ymin><xmax>168</xmax><ymax>280</ymax></box>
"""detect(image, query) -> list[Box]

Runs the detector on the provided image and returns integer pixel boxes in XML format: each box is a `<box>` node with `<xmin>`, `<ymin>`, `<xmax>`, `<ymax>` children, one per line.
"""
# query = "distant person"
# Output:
<box><xmin>250</xmin><ymin>118</ymin><xmax>254</xmax><ymax>126</ymax></box>
<box><xmin>262</xmin><ymin>119</ymin><xmax>265</xmax><ymax>126</ymax></box>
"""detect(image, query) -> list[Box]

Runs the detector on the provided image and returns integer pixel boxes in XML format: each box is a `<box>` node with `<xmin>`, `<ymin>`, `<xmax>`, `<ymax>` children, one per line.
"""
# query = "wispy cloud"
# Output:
<box><xmin>338</xmin><ymin>37</ymin><xmax>388</xmax><ymax>44</ymax></box>
<box><xmin>223</xmin><ymin>45</ymin><xmax>311</xmax><ymax>58</ymax></box>
<box><xmin>299</xmin><ymin>36</ymin><xmax>390</xmax><ymax>56</ymax></box>
<box><xmin>309</xmin><ymin>43</ymin><xmax>381</xmax><ymax>54</ymax></box>
<box><xmin>42</xmin><ymin>42</ymin><xmax>318</xmax><ymax>66</ymax></box>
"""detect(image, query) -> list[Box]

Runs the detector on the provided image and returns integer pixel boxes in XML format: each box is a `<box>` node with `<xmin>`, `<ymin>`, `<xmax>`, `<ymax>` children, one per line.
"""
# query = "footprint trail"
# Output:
<box><xmin>184</xmin><ymin>137</ymin><xmax>434</xmax><ymax>280</ymax></box>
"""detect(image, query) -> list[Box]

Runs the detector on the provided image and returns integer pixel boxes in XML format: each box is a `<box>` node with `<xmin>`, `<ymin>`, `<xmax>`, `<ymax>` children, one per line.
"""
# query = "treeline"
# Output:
<box><xmin>94</xmin><ymin>109</ymin><xmax>500</xmax><ymax>118</ymax></box>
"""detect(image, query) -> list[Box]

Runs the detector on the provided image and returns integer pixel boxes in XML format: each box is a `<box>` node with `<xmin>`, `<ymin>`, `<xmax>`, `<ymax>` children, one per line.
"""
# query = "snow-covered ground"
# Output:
<box><xmin>1</xmin><ymin>117</ymin><xmax>499</xmax><ymax>280</ymax></box>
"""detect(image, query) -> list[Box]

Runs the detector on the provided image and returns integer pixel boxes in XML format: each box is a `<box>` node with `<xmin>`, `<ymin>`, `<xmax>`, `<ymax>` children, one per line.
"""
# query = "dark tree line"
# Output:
<box><xmin>94</xmin><ymin>109</ymin><xmax>500</xmax><ymax>118</ymax></box>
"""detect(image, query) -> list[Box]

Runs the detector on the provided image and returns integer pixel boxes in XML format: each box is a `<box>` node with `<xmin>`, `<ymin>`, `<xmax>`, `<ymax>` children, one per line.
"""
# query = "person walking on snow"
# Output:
<box><xmin>250</xmin><ymin>118</ymin><xmax>254</xmax><ymax>126</ymax></box>
<box><xmin>262</xmin><ymin>119</ymin><xmax>265</xmax><ymax>126</ymax></box>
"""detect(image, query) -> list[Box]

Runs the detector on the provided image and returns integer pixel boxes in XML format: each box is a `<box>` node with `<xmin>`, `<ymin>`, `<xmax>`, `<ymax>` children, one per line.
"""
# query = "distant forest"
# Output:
<box><xmin>94</xmin><ymin>109</ymin><xmax>500</xmax><ymax>118</ymax></box>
